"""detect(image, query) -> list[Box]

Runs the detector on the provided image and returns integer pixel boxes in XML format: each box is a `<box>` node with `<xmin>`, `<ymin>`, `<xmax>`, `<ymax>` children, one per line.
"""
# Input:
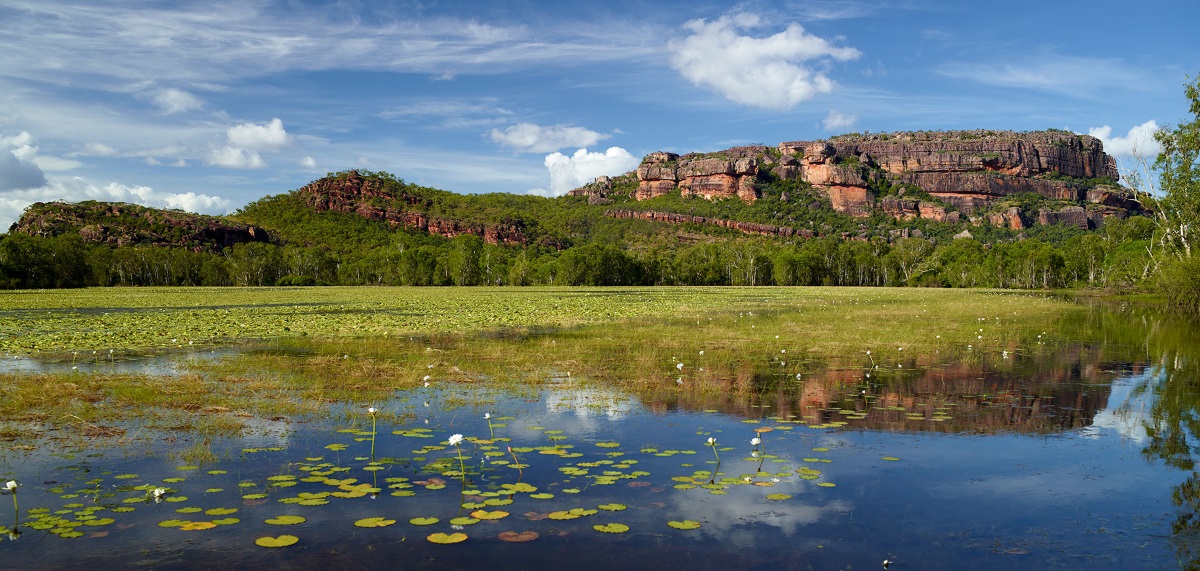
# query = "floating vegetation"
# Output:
<box><xmin>427</xmin><ymin>532</ymin><xmax>469</xmax><ymax>545</ymax></box>
<box><xmin>255</xmin><ymin>535</ymin><xmax>299</xmax><ymax>548</ymax></box>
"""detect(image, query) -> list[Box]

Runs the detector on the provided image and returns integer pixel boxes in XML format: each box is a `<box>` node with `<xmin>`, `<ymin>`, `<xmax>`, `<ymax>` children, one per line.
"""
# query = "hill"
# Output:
<box><xmin>1</xmin><ymin>129</ymin><xmax>1156</xmax><ymax>289</ymax></box>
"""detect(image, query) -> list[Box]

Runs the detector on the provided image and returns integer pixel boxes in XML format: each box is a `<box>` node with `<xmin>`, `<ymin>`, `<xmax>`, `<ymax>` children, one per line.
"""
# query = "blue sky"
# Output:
<box><xmin>1</xmin><ymin>0</ymin><xmax>1196</xmax><ymax>230</ymax></box>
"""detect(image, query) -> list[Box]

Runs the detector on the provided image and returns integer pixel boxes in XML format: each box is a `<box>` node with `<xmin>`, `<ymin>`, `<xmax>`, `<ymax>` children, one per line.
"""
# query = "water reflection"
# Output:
<box><xmin>1</xmin><ymin>301</ymin><xmax>1199</xmax><ymax>569</ymax></box>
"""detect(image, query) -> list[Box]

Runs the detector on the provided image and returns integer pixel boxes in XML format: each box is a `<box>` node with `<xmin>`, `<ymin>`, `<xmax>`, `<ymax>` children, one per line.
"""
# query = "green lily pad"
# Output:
<box><xmin>598</xmin><ymin>503</ymin><xmax>627</xmax><ymax>511</ymax></box>
<box><xmin>765</xmin><ymin>493</ymin><xmax>792</xmax><ymax>501</ymax></box>
<box><xmin>449</xmin><ymin>517</ymin><xmax>480</xmax><ymax>526</ymax></box>
<box><xmin>668</xmin><ymin>520</ymin><xmax>702</xmax><ymax>530</ymax></box>
<box><xmin>256</xmin><ymin>535</ymin><xmax>299</xmax><ymax>548</ymax></box>
<box><xmin>409</xmin><ymin>517</ymin><xmax>439</xmax><ymax>526</ymax></box>
<box><xmin>469</xmin><ymin>510</ymin><xmax>509</xmax><ymax>520</ymax></box>
<box><xmin>427</xmin><ymin>532</ymin><xmax>468</xmax><ymax>544</ymax></box>
<box><xmin>354</xmin><ymin>517</ymin><xmax>396</xmax><ymax>528</ymax></box>
<box><xmin>593</xmin><ymin>523</ymin><xmax>629</xmax><ymax>533</ymax></box>
<box><xmin>212</xmin><ymin>518</ymin><xmax>240</xmax><ymax>526</ymax></box>
<box><xmin>205</xmin><ymin>508</ymin><xmax>238</xmax><ymax>516</ymax></box>
<box><xmin>265</xmin><ymin>515</ymin><xmax>306</xmax><ymax>525</ymax></box>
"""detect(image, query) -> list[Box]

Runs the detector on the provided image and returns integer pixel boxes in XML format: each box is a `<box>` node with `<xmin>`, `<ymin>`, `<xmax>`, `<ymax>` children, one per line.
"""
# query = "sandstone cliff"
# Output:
<box><xmin>297</xmin><ymin>171</ymin><xmax>529</xmax><ymax>245</ymax></box>
<box><xmin>9</xmin><ymin>201</ymin><xmax>268</xmax><ymax>252</ymax></box>
<box><xmin>574</xmin><ymin>130</ymin><xmax>1145</xmax><ymax>229</ymax></box>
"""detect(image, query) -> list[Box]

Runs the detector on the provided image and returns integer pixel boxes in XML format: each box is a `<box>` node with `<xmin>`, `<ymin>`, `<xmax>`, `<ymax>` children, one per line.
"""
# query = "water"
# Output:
<box><xmin>1</xmin><ymin>307</ymin><xmax>1198</xmax><ymax>569</ymax></box>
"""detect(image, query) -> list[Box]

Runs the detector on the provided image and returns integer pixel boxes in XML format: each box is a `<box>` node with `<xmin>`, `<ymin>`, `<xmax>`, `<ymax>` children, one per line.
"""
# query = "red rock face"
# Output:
<box><xmin>299</xmin><ymin>171</ymin><xmax>527</xmax><ymax>245</ymax></box>
<box><xmin>605</xmin><ymin>209</ymin><xmax>813</xmax><ymax>238</ymax></box>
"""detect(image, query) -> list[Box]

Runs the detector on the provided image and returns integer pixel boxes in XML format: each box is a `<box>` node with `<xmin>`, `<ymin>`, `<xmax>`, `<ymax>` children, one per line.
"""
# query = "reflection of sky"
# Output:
<box><xmin>1085</xmin><ymin>368</ymin><xmax>1159</xmax><ymax>444</ymax></box>
<box><xmin>2</xmin><ymin>380</ymin><xmax>1186</xmax><ymax>569</ymax></box>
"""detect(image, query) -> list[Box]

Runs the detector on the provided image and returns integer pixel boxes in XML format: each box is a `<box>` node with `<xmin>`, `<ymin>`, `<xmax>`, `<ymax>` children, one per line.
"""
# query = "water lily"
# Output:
<box><xmin>3</xmin><ymin>481</ymin><xmax>15</xmax><ymax>493</ymax></box>
<box><xmin>706</xmin><ymin>436</ymin><xmax>720</xmax><ymax>465</ymax></box>
<box><xmin>368</xmin><ymin>407</ymin><xmax>377</xmax><ymax>415</ymax></box>
<box><xmin>676</xmin><ymin>362</ymin><xmax>684</xmax><ymax>371</ymax></box>
<box><xmin>448</xmin><ymin>434</ymin><xmax>467</xmax><ymax>485</ymax></box>
<box><xmin>484</xmin><ymin>413</ymin><xmax>494</xmax><ymax>439</ymax></box>
<box><xmin>750</xmin><ymin>437</ymin><xmax>761</xmax><ymax>447</ymax></box>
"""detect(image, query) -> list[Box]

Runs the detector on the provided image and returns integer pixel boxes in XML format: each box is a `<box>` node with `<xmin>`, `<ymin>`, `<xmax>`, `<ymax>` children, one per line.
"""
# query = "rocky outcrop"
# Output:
<box><xmin>779</xmin><ymin>130</ymin><xmax>1121</xmax><ymax>217</ymax></box>
<box><xmin>298</xmin><ymin>171</ymin><xmax>529</xmax><ymax>245</ymax></box>
<box><xmin>611</xmin><ymin>130</ymin><xmax>1144</xmax><ymax>228</ymax></box>
<box><xmin>606</xmin><ymin>210</ymin><xmax>814</xmax><ymax>238</ymax></box>
<box><xmin>9</xmin><ymin>201</ymin><xmax>268</xmax><ymax>252</ymax></box>
<box><xmin>632</xmin><ymin>147</ymin><xmax>765</xmax><ymax>203</ymax></box>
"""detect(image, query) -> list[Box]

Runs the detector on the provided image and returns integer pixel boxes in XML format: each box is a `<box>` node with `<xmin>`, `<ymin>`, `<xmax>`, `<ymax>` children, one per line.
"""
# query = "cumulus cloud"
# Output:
<box><xmin>1088</xmin><ymin>120</ymin><xmax>1162</xmax><ymax>158</ymax></box>
<box><xmin>149</xmin><ymin>87</ymin><xmax>204</xmax><ymax>114</ymax></box>
<box><xmin>542</xmin><ymin>147</ymin><xmax>638</xmax><ymax>195</ymax></box>
<box><xmin>0</xmin><ymin>149</ymin><xmax>48</xmax><ymax>191</ymax></box>
<box><xmin>0</xmin><ymin>131</ymin><xmax>48</xmax><ymax>191</ymax></box>
<box><xmin>0</xmin><ymin>175</ymin><xmax>233</xmax><ymax>231</ymax></box>
<box><xmin>668</xmin><ymin>13</ymin><xmax>860</xmax><ymax>110</ymax></box>
<box><xmin>489</xmin><ymin>123</ymin><xmax>607</xmax><ymax>154</ymax></box>
<box><xmin>822</xmin><ymin>110</ymin><xmax>857</xmax><ymax>131</ymax></box>
<box><xmin>299</xmin><ymin>156</ymin><xmax>318</xmax><ymax>170</ymax></box>
<box><xmin>226</xmin><ymin>118</ymin><xmax>291</xmax><ymax>150</ymax></box>
<box><xmin>207</xmin><ymin>118</ymin><xmax>291</xmax><ymax>169</ymax></box>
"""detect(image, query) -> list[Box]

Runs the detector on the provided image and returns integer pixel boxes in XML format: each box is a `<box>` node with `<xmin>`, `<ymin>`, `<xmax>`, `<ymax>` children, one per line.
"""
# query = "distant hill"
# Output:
<box><xmin>1</xmin><ymin>129</ymin><xmax>1157</xmax><ymax>290</ymax></box>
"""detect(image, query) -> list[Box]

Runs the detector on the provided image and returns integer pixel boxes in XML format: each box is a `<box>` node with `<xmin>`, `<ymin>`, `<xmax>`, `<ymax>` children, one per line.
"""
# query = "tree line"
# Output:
<box><xmin>0</xmin><ymin>215</ymin><xmax>1157</xmax><ymax>290</ymax></box>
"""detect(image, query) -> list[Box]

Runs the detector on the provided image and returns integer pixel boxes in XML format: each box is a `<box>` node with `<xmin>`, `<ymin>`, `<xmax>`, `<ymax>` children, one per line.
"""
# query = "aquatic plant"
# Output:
<box><xmin>448</xmin><ymin>433</ymin><xmax>467</xmax><ymax>484</ymax></box>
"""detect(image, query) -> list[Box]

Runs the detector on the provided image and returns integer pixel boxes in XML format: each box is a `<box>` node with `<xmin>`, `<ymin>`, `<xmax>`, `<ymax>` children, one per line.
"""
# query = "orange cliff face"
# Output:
<box><xmin>570</xmin><ymin>130</ymin><xmax>1143</xmax><ymax>230</ymax></box>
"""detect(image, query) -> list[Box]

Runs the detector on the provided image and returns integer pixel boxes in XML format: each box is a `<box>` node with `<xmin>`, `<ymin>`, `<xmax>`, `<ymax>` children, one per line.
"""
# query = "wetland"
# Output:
<box><xmin>1</xmin><ymin>287</ymin><xmax>1198</xmax><ymax>569</ymax></box>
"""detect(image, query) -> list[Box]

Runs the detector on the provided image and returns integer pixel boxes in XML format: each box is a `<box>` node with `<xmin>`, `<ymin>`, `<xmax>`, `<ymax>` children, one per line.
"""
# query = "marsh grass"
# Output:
<box><xmin>0</xmin><ymin>287</ymin><xmax>1086</xmax><ymax>447</ymax></box>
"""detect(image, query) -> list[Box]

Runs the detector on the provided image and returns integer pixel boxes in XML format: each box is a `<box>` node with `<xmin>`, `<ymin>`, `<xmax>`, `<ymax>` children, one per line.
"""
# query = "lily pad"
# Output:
<box><xmin>427</xmin><ymin>532</ymin><xmax>468</xmax><ymax>544</ymax></box>
<box><xmin>409</xmin><ymin>517</ymin><xmax>439</xmax><ymax>526</ymax></box>
<box><xmin>179</xmin><ymin>521</ymin><xmax>217</xmax><ymax>531</ymax></box>
<box><xmin>668</xmin><ymin>520</ymin><xmax>702</xmax><ymax>530</ymax></box>
<box><xmin>469</xmin><ymin>510</ymin><xmax>509</xmax><ymax>520</ymax></box>
<box><xmin>593</xmin><ymin>523</ymin><xmax>629</xmax><ymax>533</ymax></box>
<box><xmin>354</xmin><ymin>517</ymin><xmax>396</xmax><ymax>528</ymax></box>
<box><xmin>765</xmin><ymin>493</ymin><xmax>792</xmax><ymax>501</ymax></box>
<box><xmin>498</xmin><ymin>530</ymin><xmax>539</xmax><ymax>543</ymax></box>
<box><xmin>255</xmin><ymin>535</ymin><xmax>300</xmax><ymax>548</ymax></box>
<box><xmin>449</xmin><ymin>517</ymin><xmax>480</xmax><ymax>526</ymax></box>
<box><xmin>265</xmin><ymin>515</ymin><xmax>306</xmax><ymax>526</ymax></box>
<box><xmin>597</xmin><ymin>503</ymin><xmax>627</xmax><ymax>511</ymax></box>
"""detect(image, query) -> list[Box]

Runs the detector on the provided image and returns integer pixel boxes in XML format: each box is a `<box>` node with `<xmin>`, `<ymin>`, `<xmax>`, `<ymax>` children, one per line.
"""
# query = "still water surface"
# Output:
<box><xmin>1</xmin><ymin>306</ymin><xmax>1197</xmax><ymax>570</ymax></box>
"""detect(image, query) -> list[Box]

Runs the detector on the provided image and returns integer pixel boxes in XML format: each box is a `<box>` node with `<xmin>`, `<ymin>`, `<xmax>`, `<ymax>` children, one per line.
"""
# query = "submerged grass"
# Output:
<box><xmin>1</xmin><ymin>286</ymin><xmax>1084</xmax><ymax>447</ymax></box>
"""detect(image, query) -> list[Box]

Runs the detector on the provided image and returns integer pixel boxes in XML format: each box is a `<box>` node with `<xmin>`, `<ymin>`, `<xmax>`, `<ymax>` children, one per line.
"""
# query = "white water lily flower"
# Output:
<box><xmin>448</xmin><ymin>434</ymin><xmax>464</xmax><ymax>446</ymax></box>
<box><xmin>484</xmin><ymin>413</ymin><xmax>491</xmax><ymax>420</ymax></box>
<box><xmin>368</xmin><ymin>407</ymin><xmax>377</xmax><ymax>415</ymax></box>
<box><xmin>676</xmin><ymin>362</ymin><xmax>684</xmax><ymax>370</ymax></box>
<box><xmin>750</xmin><ymin>437</ymin><xmax>761</xmax><ymax>446</ymax></box>
<box><xmin>4</xmin><ymin>480</ymin><xmax>16</xmax><ymax>492</ymax></box>
<box><xmin>706</xmin><ymin>437</ymin><xmax>717</xmax><ymax>446</ymax></box>
<box><xmin>751</xmin><ymin>451</ymin><xmax>760</xmax><ymax>458</ymax></box>
<box><xmin>698</xmin><ymin>350</ymin><xmax>704</xmax><ymax>355</ymax></box>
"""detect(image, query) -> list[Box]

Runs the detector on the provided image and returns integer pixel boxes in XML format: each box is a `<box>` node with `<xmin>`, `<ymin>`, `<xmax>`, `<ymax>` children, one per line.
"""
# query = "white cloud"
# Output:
<box><xmin>667</xmin><ymin>13</ymin><xmax>860</xmax><ymax>110</ymax></box>
<box><xmin>543</xmin><ymin>147</ymin><xmax>638</xmax><ymax>195</ymax></box>
<box><xmin>149</xmin><ymin>87</ymin><xmax>203</xmax><ymax>114</ymax></box>
<box><xmin>207</xmin><ymin>118</ymin><xmax>291</xmax><ymax>169</ymax></box>
<box><xmin>0</xmin><ymin>148</ymin><xmax>47</xmax><ymax>191</ymax></box>
<box><xmin>1088</xmin><ymin>120</ymin><xmax>1162</xmax><ymax>158</ymax></box>
<box><xmin>80</xmin><ymin>142</ymin><xmax>118</xmax><ymax>156</ymax></box>
<box><xmin>939</xmin><ymin>56</ymin><xmax>1158</xmax><ymax>98</ymax></box>
<box><xmin>0</xmin><ymin>175</ymin><xmax>232</xmax><ymax>231</ymax></box>
<box><xmin>489</xmin><ymin>123</ymin><xmax>607</xmax><ymax>153</ymax></box>
<box><xmin>299</xmin><ymin>156</ymin><xmax>317</xmax><ymax>170</ymax></box>
<box><xmin>0</xmin><ymin>131</ymin><xmax>49</xmax><ymax>190</ymax></box>
<box><xmin>226</xmin><ymin>118</ymin><xmax>290</xmax><ymax>151</ymax></box>
<box><xmin>822</xmin><ymin>110</ymin><xmax>857</xmax><ymax>131</ymax></box>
